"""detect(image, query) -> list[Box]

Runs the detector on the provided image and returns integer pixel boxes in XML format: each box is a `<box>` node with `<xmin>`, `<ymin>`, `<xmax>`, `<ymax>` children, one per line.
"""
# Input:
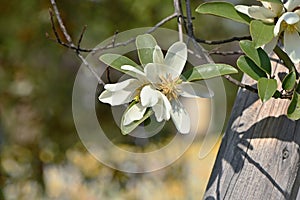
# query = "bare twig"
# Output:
<box><xmin>185</xmin><ymin>0</ymin><xmax>194</xmax><ymax>38</ymax></box>
<box><xmin>224</xmin><ymin>75</ymin><xmax>258</xmax><ymax>94</ymax></box>
<box><xmin>77</xmin><ymin>25</ymin><xmax>87</xmax><ymax>52</ymax></box>
<box><xmin>195</xmin><ymin>36</ymin><xmax>252</xmax><ymax>45</ymax></box>
<box><xmin>209</xmin><ymin>50</ymin><xmax>244</xmax><ymax>56</ymax></box>
<box><xmin>223</xmin><ymin>75</ymin><xmax>292</xmax><ymax>99</ymax></box>
<box><xmin>174</xmin><ymin>0</ymin><xmax>184</xmax><ymax>42</ymax></box>
<box><xmin>92</xmin><ymin>12</ymin><xmax>177</xmax><ymax>52</ymax></box>
<box><xmin>49</xmin><ymin>0</ymin><xmax>104</xmax><ymax>85</ymax></box>
<box><xmin>50</xmin><ymin>0</ymin><xmax>73</xmax><ymax>44</ymax></box>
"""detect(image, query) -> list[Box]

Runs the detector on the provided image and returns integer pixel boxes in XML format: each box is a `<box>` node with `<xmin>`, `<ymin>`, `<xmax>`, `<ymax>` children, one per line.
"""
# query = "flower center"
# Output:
<box><xmin>282</xmin><ymin>21</ymin><xmax>298</xmax><ymax>33</ymax></box>
<box><xmin>157</xmin><ymin>74</ymin><xmax>182</xmax><ymax>100</ymax></box>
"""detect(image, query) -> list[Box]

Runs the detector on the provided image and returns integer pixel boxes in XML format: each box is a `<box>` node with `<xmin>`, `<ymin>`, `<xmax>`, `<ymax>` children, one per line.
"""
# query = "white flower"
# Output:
<box><xmin>235</xmin><ymin>0</ymin><xmax>300</xmax><ymax>63</ymax></box>
<box><xmin>99</xmin><ymin>41</ymin><xmax>213</xmax><ymax>134</ymax></box>
<box><xmin>274</xmin><ymin>11</ymin><xmax>300</xmax><ymax>63</ymax></box>
<box><xmin>235</xmin><ymin>1</ymin><xmax>284</xmax><ymax>23</ymax></box>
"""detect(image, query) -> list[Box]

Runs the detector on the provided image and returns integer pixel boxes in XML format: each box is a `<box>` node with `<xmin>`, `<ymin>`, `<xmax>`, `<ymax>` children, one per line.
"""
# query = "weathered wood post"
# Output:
<box><xmin>204</xmin><ymin>60</ymin><xmax>300</xmax><ymax>199</ymax></box>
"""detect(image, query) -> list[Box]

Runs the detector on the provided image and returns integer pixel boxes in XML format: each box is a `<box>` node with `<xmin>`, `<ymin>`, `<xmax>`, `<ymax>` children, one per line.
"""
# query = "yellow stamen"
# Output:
<box><xmin>157</xmin><ymin>74</ymin><xmax>182</xmax><ymax>100</ymax></box>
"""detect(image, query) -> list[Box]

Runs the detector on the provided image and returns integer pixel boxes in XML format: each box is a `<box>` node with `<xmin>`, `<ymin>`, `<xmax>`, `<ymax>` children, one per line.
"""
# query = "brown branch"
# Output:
<box><xmin>209</xmin><ymin>50</ymin><xmax>244</xmax><ymax>56</ymax></box>
<box><xmin>77</xmin><ymin>25</ymin><xmax>87</xmax><ymax>53</ymax></box>
<box><xmin>92</xmin><ymin>12</ymin><xmax>177</xmax><ymax>52</ymax></box>
<box><xmin>195</xmin><ymin>36</ymin><xmax>252</xmax><ymax>45</ymax></box>
<box><xmin>174</xmin><ymin>0</ymin><xmax>184</xmax><ymax>42</ymax></box>
<box><xmin>49</xmin><ymin>0</ymin><xmax>104</xmax><ymax>85</ymax></box>
<box><xmin>223</xmin><ymin>75</ymin><xmax>292</xmax><ymax>99</ymax></box>
<box><xmin>223</xmin><ymin>75</ymin><xmax>258</xmax><ymax>94</ymax></box>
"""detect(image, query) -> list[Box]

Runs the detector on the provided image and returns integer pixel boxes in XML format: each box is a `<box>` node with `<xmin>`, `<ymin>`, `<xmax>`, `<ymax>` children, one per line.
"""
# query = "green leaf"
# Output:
<box><xmin>250</xmin><ymin>20</ymin><xmax>275</xmax><ymax>48</ymax></box>
<box><xmin>257</xmin><ymin>48</ymin><xmax>272</xmax><ymax>75</ymax></box>
<box><xmin>99</xmin><ymin>54</ymin><xmax>142</xmax><ymax>77</ymax></box>
<box><xmin>196</xmin><ymin>2</ymin><xmax>251</xmax><ymax>24</ymax></box>
<box><xmin>282</xmin><ymin>71</ymin><xmax>296</xmax><ymax>91</ymax></box>
<box><xmin>239</xmin><ymin>40</ymin><xmax>272</xmax><ymax>75</ymax></box>
<box><xmin>136</xmin><ymin>34</ymin><xmax>157</xmax><ymax>66</ymax></box>
<box><xmin>237</xmin><ymin>56</ymin><xmax>267</xmax><ymax>80</ymax></box>
<box><xmin>258</xmin><ymin>77</ymin><xmax>277</xmax><ymax>102</ymax></box>
<box><xmin>240</xmin><ymin>40</ymin><xmax>258</xmax><ymax>62</ymax></box>
<box><xmin>287</xmin><ymin>92</ymin><xmax>300</xmax><ymax>120</ymax></box>
<box><xmin>258</xmin><ymin>0</ymin><xmax>282</xmax><ymax>4</ymax></box>
<box><xmin>274</xmin><ymin>46</ymin><xmax>296</xmax><ymax>72</ymax></box>
<box><xmin>182</xmin><ymin>63</ymin><xmax>238</xmax><ymax>81</ymax></box>
<box><xmin>120</xmin><ymin>104</ymin><xmax>154</xmax><ymax>135</ymax></box>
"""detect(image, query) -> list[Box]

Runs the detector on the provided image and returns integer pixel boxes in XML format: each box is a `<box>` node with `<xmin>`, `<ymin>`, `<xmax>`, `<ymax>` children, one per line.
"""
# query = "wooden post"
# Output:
<box><xmin>204</xmin><ymin>60</ymin><xmax>300</xmax><ymax>199</ymax></box>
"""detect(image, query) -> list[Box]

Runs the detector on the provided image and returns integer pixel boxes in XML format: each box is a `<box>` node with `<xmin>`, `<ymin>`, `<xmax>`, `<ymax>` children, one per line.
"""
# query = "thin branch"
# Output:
<box><xmin>77</xmin><ymin>25</ymin><xmax>87</xmax><ymax>52</ymax></box>
<box><xmin>50</xmin><ymin>0</ymin><xmax>73</xmax><ymax>45</ymax></box>
<box><xmin>92</xmin><ymin>12</ymin><xmax>177</xmax><ymax>52</ymax></box>
<box><xmin>146</xmin><ymin>13</ymin><xmax>177</xmax><ymax>34</ymax></box>
<box><xmin>49</xmin><ymin>0</ymin><xmax>104</xmax><ymax>85</ymax></box>
<box><xmin>209</xmin><ymin>50</ymin><xmax>243</xmax><ymax>56</ymax></box>
<box><xmin>195</xmin><ymin>36</ymin><xmax>252</xmax><ymax>45</ymax></box>
<box><xmin>223</xmin><ymin>75</ymin><xmax>292</xmax><ymax>99</ymax></box>
<box><xmin>223</xmin><ymin>75</ymin><xmax>258</xmax><ymax>94</ymax></box>
<box><xmin>174</xmin><ymin>0</ymin><xmax>184</xmax><ymax>42</ymax></box>
<box><xmin>185</xmin><ymin>0</ymin><xmax>194</xmax><ymax>38</ymax></box>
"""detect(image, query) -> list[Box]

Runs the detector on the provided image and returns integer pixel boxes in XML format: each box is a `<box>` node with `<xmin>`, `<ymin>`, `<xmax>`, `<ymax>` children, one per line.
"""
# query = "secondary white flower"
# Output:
<box><xmin>274</xmin><ymin>11</ymin><xmax>300</xmax><ymax>63</ymax></box>
<box><xmin>99</xmin><ymin>41</ymin><xmax>213</xmax><ymax>134</ymax></box>
<box><xmin>235</xmin><ymin>1</ymin><xmax>284</xmax><ymax>23</ymax></box>
<box><xmin>235</xmin><ymin>0</ymin><xmax>300</xmax><ymax>63</ymax></box>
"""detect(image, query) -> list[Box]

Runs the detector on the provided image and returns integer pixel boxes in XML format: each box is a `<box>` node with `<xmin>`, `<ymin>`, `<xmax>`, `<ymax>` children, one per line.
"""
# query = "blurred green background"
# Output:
<box><xmin>0</xmin><ymin>0</ymin><xmax>254</xmax><ymax>199</ymax></box>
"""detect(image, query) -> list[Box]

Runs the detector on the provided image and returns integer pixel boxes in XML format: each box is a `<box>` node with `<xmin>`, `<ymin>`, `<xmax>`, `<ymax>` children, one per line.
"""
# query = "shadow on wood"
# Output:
<box><xmin>204</xmin><ymin>59</ymin><xmax>300</xmax><ymax>200</ymax></box>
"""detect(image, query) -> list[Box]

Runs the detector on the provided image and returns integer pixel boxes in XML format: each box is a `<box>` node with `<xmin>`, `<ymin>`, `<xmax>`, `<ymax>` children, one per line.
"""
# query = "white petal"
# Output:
<box><xmin>274</xmin><ymin>12</ymin><xmax>300</xmax><ymax>36</ymax></box>
<box><xmin>248</xmin><ymin>6</ymin><xmax>277</xmax><ymax>21</ymax></box>
<box><xmin>140</xmin><ymin>85</ymin><xmax>160</xmax><ymax>107</ymax></box>
<box><xmin>170</xmin><ymin>101</ymin><xmax>190</xmax><ymax>134</ymax></box>
<box><xmin>104</xmin><ymin>78</ymin><xmax>140</xmax><ymax>91</ymax></box>
<box><xmin>178</xmin><ymin>82</ymin><xmax>214</xmax><ymax>98</ymax></box>
<box><xmin>164</xmin><ymin>42</ymin><xmax>187</xmax><ymax>75</ymax></box>
<box><xmin>121</xmin><ymin>65</ymin><xmax>147</xmax><ymax>81</ymax></box>
<box><xmin>284</xmin><ymin>30</ymin><xmax>300</xmax><ymax>63</ymax></box>
<box><xmin>99</xmin><ymin>90</ymin><xmax>134</xmax><ymax>106</ymax></box>
<box><xmin>153</xmin><ymin>45</ymin><xmax>164</xmax><ymax>64</ymax></box>
<box><xmin>123</xmin><ymin>103</ymin><xmax>147</xmax><ymax>125</ymax></box>
<box><xmin>284</xmin><ymin>0</ymin><xmax>300</xmax><ymax>11</ymax></box>
<box><xmin>261</xmin><ymin>2</ymin><xmax>284</xmax><ymax>16</ymax></box>
<box><xmin>144</xmin><ymin>63</ymin><xmax>180</xmax><ymax>83</ymax></box>
<box><xmin>282</xmin><ymin>12</ymin><xmax>300</xmax><ymax>25</ymax></box>
<box><xmin>274</xmin><ymin>15</ymin><xmax>285</xmax><ymax>36</ymax></box>
<box><xmin>262</xmin><ymin>36</ymin><xmax>279</xmax><ymax>54</ymax></box>
<box><xmin>235</xmin><ymin>5</ymin><xmax>251</xmax><ymax>16</ymax></box>
<box><xmin>152</xmin><ymin>93</ymin><xmax>171</xmax><ymax>122</ymax></box>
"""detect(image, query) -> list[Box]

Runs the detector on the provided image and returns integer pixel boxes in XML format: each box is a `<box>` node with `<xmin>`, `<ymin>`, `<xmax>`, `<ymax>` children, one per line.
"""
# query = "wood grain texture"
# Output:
<box><xmin>204</xmin><ymin>60</ymin><xmax>300</xmax><ymax>200</ymax></box>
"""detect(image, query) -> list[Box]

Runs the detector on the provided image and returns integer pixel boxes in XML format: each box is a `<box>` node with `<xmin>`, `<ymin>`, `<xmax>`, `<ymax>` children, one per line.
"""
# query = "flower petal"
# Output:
<box><xmin>282</xmin><ymin>12</ymin><xmax>300</xmax><ymax>25</ymax></box>
<box><xmin>144</xmin><ymin>63</ymin><xmax>180</xmax><ymax>83</ymax></box>
<box><xmin>261</xmin><ymin>2</ymin><xmax>283</xmax><ymax>16</ymax></box>
<box><xmin>153</xmin><ymin>45</ymin><xmax>164</xmax><ymax>64</ymax></box>
<box><xmin>284</xmin><ymin>30</ymin><xmax>300</xmax><ymax>63</ymax></box>
<box><xmin>140</xmin><ymin>85</ymin><xmax>160</xmax><ymax>107</ymax></box>
<box><xmin>152</xmin><ymin>93</ymin><xmax>171</xmax><ymax>122</ymax></box>
<box><xmin>164</xmin><ymin>42</ymin><xmax>187</xmax><ymax>75</ymax></box>
<box><xmin>248</xmin><ymin>6</ymin><xmax>277</xmax><ymax>21</ymax></box>
<box><xmin>284</xmin><ymin>0</ymin><xmax>300</xmax><ymax>11</ymax></box>
<box><xmin>99</xmin><ymin>90</ymin><xmax>133</xmax><ymax>106</ymax></box>
<box><xmin>99</xmin><ymin>79</ymin><xmax>140</xmax><ymax>106</ymax></box>
<box><xmin>121</xmin><ymin>65</ymin><xmax>147</xmax><ymax>81</ymax></box>
<box><xmin>178</xmin><ymin>82</ymin><xmax>214</xmax><ymax>98</ymax></box>
<box><xmin>170</xmin><ymin>101</ymin><xmax>190</xmax><ymax>134</ymax></box>
<box><xmin>274</xmin><ymin>15</ymin><xmax>285</xmax><ymax>36</ymax></box>
<box><xmin>104</xmin><ymin>78</ymin><xmax>140</xmax><ymax>91</ymax></box>
<box><xmin>235</xmin><ymin>5</ymin><xmax>251</xmax><ymax>16</ymax></box>
<box><xmin>123</xmin><ymin>103</ymin><xmax>147</xmax><ymax>126</ymax></box>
